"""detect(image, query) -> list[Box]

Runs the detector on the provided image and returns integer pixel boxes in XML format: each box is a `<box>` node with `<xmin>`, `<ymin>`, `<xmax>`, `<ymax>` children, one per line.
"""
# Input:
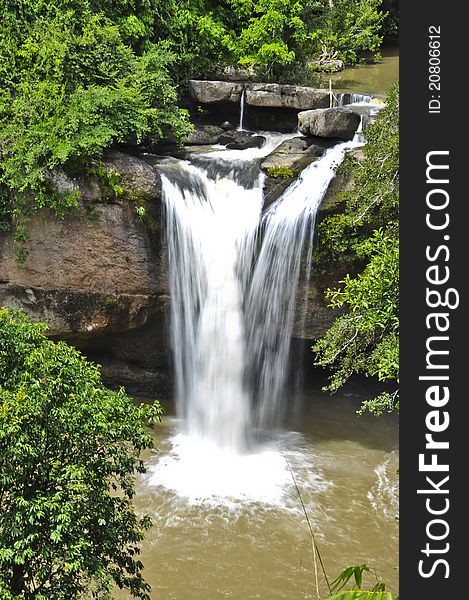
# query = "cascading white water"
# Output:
<box><xmin>162</xmin><ymin>162</ymin><xmax>264</xmax><ymax>452</ymax></box>
<box><xmin>334</xmin><ymin>92</ymin><xmax>374</xmax><ymax>106</ymax></box>
<box><xmin>237</xmin><ymin>89</ymin><xmax>246</xmax><ymax>131</ymax></box>
<box><xmin>245</xmin><ymin>141</ymin><xmax>358</xmax><ymax>427</ymax></box>
<box><xmin>162</xmin><ymin>136</ymin><xmax>358</xmax><ymax>447</ymax></box>
<box><xmin>155</xmin><ymin>131</ymin><xmax>360</xmax><ymax>503</ymax></box>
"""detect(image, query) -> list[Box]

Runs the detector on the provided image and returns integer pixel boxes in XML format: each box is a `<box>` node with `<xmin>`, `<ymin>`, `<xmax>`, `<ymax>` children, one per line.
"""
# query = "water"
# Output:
<box><xmin>238</xmin><ymin>88</ymin><xmax>246</xmax><ymax>131</ymax></box>
<box><xmin>129</xmin><ymin>101</ymin><xmax>398</xmax><ymax>599</ymax></box>
<box><xmin>160</xmin><ymin>134</ymin><xmax>360</xmax><ymax>459</ymax></box>
<box><xmin>324</xmin><ymin>46</ymin><xmax>399</xmax><ymax>96</ymax></box>
<box><xmin>333</xmin><ymin>92</ymin><xmax>374</xmax><ymax>107</ymax></box>
<box><xmin>118</xmin><ymin>389</ymin><xmax>399</xmax><ymax>600</ymax></box>
<box><xmin>245</xmin><ymin>141</ymin><xmax>359</xmax><ymax>428</ymax></box>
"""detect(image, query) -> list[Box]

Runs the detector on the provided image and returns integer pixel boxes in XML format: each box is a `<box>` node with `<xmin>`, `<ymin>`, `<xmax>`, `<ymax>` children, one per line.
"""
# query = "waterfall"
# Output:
<box><xmin>238</xmin><ymin>89</ymin><xmax>246</xmax><ymax>131</ymax></box>
<box><xmin>245</xmin><ymin>141</ymin><xmax>358</xmax><ymax>427</ymax></box>
<box><xmin>162</xmin><ymin>162</ymin><xmax>263</xmax><ymax>452</ymax></box>
<box><xmin>333</xmin><ymin>92</ymin><xmax>374</xmax><ymax>107</ymax></box>
<box><xmin>161</xmin><ymin>137</ymin><xmax>359</xmax><ymax>456</ymax></box>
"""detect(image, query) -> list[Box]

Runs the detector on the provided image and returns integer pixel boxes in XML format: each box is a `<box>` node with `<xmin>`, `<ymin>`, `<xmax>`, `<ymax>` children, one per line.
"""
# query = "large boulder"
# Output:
<box><xmin>260</xmin><ymin>137</ymin><xmax>325</xmax><ymax>174</ymax></box>
<box><xmin>188</xmin><ymin>80</ymin><xmax>243</xmax><ymax>104</ymax></box>
<box><xmin>0</xmin><ymin>151</ymin><xmax>167</xmax><ymax>340</ymax></box>
<box><xmin>298</xmin><ymin>107</ymin><xmax>361</xmax><ymax>140</ymax></box>
<box><xmin>260</xmin><ymin>137</ymin><xmax>331</xmax><ymax>209</ymax></box>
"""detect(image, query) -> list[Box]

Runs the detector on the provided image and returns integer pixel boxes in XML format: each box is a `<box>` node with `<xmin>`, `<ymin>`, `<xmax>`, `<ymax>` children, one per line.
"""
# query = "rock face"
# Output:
<box><xmin>0</xmin><ymin>151</ymin><xmax>171</xmax><ymax>397</ymax></box>
<box><xmin>188</xmin><ymin>80</ymin><xmax>243</xmax><ymax>104</ymax></box>
<box><xmin>298</xmin><ymin>107</ymin><xmax>361</xmax><ymax>140</ymax></box>
<box><xmin>259</xmin><ymin>137</ymin><xmax>339</xmax><ymax>210</ymax></box>
<box><xmin>245</xmin><ymin>83</ymin><xmax>329</xmax><ymax>110</ymax></box>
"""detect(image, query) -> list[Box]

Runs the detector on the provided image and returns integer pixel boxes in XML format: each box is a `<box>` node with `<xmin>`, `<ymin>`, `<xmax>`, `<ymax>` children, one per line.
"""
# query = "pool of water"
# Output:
<box><xmin>120</xmin><ymin>386</ymin><xmax>399</xmax><ymax>599</ymax></box>
<box><xmin>318</xmin><ymin>45</ymin><xmax>399</xmax><ymax>96</ymax></box>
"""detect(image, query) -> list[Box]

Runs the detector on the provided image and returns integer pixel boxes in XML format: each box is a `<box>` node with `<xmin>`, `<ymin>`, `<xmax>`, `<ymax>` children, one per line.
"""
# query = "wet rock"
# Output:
<box><xmin>308</xmin><ymin>58</ymin><xmax>345</xmax><ymax>72</ymax></box>
<box><xmin>260</xmin><ymin>137</ymin><xmax>332</xmax><ymax>209</ymax></box>
<box><xmin>185</xmin><ymin>124</ymin><xmax>224</xmax><ymax>145</ymax></box>
<box><xmin>261</xmin><ymin>138</ymin><xmax>325</xmax><ymax>174</ymax></box>
<box><xmin>298</xmin><ymin>107</ymin><xmax>361</xmax><ymax>140</ymax></box>
<box><xmin>221</xmin><ymin>121</ymin><xmax>234</xmax><ymax>130</ymax></box>
<box><xmin>218</xmin><ymin>130</ymin><xmax>266</xmax><ymax>150</ymax></box>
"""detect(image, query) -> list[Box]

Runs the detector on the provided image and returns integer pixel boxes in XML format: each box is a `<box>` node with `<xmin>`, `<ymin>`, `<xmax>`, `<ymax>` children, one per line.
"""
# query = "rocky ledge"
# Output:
<box><xmin>0</xmin><ymin>141</ymin><xmax>359</xmax><ymax>396</ymax></box>
<box><xmin>188</xmin><ymin>80</ymin><xmax>330</xmax><ymax>110</ymax></box>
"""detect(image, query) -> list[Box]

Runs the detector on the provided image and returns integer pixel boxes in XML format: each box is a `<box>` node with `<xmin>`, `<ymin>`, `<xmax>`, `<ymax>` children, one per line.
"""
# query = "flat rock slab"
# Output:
<box><xmin>245</xmin><ymin>83</ymin><xmax>329</xmax><ymax>110</ymax></box>
<box><xmin>260</xmin><ymin>137</ymin><xmax>325</xmax><ymax>174</ymax></box>
<box><xmin>188</xmin><ymin>80</ymin><xmax>243</xmax><ymax>104</ymax></box>
<box><xmin>298</xmin><ymin>107</ymin><xmax>361</xmax><ymax>140</ymax></box>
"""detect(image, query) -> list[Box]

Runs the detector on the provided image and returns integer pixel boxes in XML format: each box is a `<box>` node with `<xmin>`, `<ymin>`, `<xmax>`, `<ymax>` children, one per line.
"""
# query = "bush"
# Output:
<box><xmin>0</xmin><ymin>308</ymin><xmax>162</xmax><ymax>598</ymax></box>
<box><xmin>313</xmin><ymin>83</ymin><xmax>399</xmax><ymax>414</ymax></box>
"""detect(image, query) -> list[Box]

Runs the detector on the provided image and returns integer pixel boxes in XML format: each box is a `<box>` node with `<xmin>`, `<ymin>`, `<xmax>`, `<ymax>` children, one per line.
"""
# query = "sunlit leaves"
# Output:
<box><xmin>0</xmin><ymin>308</ymin><xmax>162</xmax><ymax>598</ymax></box>
<box><xmin>313</xmin><ymin>84</ymin><xmax>399</xmax><ymax>414</ymax></box>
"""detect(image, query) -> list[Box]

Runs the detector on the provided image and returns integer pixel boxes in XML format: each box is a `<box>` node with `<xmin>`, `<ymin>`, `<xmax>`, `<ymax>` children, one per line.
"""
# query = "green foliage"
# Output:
<box><xmin>328</xmin><ymin>592</ymin><xmax>395</xmax><ymax>600</ymax></box>
<box><xmin>310</xmin><ymin>0</ymin><xmax>385</xmax><ymax>65</ymax></box>
<box><xmin>0</xmin><ymin>308</ymin><xmax>163</xmax><ymax>598</ymax></box>
<box><xmin>0</xmin><ymin>1</ymin><xmax>191</xmax><ymax>235</ymax></box>
<box><xmin>89</xmin><ymin>166</ymin><xmax>125</xmax><ymax>201</ymax></box>
<box><xmin>313</xmin><ymin>83</ymin><xmax>399</xmax><ymax>414</ymax></box>
<box><xmin>327</xmin><ymin>564</ymin><xmax>396</xmax><ymax>600</ymax></box>
<box><xmin>330</xmin><ymin>564</ymin><xmax>371</xmax><ymax>593</ymax></box>
<box><xmin>266</xmin><ymin>165</ymin><xmax>294</xmax><ymax>179</ymax></box>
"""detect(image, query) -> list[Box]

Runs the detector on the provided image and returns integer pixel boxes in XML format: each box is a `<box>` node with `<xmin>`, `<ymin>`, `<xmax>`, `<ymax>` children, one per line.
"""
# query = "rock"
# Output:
<box><xmin>218</xmin><ymin>131</ymin><xmax>266</xmax><ymax>150</ymax></box>
<box><xmin>0</xmin><ymin>151</ymin><xmax>170</xmax><ymax>397</ymax></box>
<box><xmin>188</xmin><ymin>81</ymin><xmax>330</xmax><ymax>110</ymax></box>
<box><xmin>46</xmin><ymin>150</ymin><xmax>161</xmax><ymax>205</ymax></box>
<box><xmin>221</xmin><ymin>121</ymin><xmax>234</xmax><ymax>131</ymax></box>
<box><xmin>188</xmin><ymin>80</ymin><xmax>243</xmax><ymax>104</ymax></box>
<box><xmin>260</xmin><ymin>137</ymin><xmax>332</xmax><ymax>209</ymax></box>
<box><xmin>309</xmin><ymin>59</ymin><xmax>345</xmax><ymax>72</ymax></box>
<box><xmin>245</xmin><ymin>83</ymin><xmax>330</xmax><ymax>110</ymax></box>
<box><xmin>298</xmin><ymin>108</ymin><xmax>361</xmax><ymax>140</ymax></box>
<box><xmin>185</xmin><ymin>125</ymin><xmax>224</xmax><ymax>145</ymax></box>
<box><xmin>261</xmin><ymin>138</ymin><xmax>325</xmax><ymax>174</ymax></box>
<box><xmin>0</xmin><ymin>151</ymin><xmax>167</xmax><ymax>340</ymax></box>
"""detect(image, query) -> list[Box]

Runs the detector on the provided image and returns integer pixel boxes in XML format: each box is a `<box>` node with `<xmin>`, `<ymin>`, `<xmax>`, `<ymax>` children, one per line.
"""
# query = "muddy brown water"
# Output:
<box><xmin>319</xmin><ymin>45</ymin><xmax>399</xmax><ymax>96</ymax></box>
<box><xmin>119</xmin><ymin>386</ymin><xmax>398</xmax><ymax>600</ymax></box>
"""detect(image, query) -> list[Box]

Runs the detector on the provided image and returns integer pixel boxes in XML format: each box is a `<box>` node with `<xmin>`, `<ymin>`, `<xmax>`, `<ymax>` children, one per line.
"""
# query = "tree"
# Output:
<box><xmin>0</xmin><ymin>309</ymin><xmax>162</xmax><ymax>598</ymax></box>
<box><xmin>0</xmin><ymin>1</ymin><xmax>192</xmax><ymax>237</ymax></box>
<box><xmin>312</xmin><ymin>83</ymin><xmax>399</xmax><ymax>415</ymax></box>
